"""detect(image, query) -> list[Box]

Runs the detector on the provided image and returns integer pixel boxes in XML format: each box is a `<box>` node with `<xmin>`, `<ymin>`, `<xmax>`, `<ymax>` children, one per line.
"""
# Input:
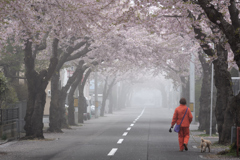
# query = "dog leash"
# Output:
<box><xmin>190</xmin><ymin>131</ymin><xmax>199</xmax><ymax>143</ymax></box>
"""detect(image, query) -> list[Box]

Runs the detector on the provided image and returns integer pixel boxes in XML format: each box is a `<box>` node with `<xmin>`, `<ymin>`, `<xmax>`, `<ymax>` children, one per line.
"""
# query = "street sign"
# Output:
<box><xmin>95</xmin><ymin>101</ymin><xmax>98</xmax><ymax>107</ymax></box>
<box><xmin>189</xmin><ymin>103</ymin><xmax>194</xmax><ymax>112</ymax></box>
<box><xmin>74</xmin><ymin>98</ymin><xmax>78</xmax><ymax>107</ymax></box>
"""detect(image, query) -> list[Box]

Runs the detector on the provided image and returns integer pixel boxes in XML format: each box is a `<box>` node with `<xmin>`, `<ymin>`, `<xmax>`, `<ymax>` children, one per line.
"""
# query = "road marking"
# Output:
<box><xmin>122</xmin><ymin>132</ymin><xmax>128</xmax><ymax>136</ymax></box>
<box><xmin>130</xmin><ymin>124</ymin><xmax>134</xmax><ymax>127</ymax></box>
<box><xmin>108</xmin><ymin>148</ymin><xmax>118</xmax><ymax>156</ymax></box>
<box><xmin>127</xmin><ymin>127</ymin><xmax>131</xmax><ymax>131</ymax></box>
<box><xmin>117</xmin><ymin>139</ymin><xmax>124</xmax><ymax>144</ymax></box>
<box><xmin>193</xmin><ymin>145</ymin><xmax>197</xmax><ymax>149</ymax></box>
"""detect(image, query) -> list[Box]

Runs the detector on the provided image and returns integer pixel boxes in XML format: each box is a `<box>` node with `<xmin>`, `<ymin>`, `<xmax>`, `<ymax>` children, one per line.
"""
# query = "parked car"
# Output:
<box><xmin>65</xmin><ymin>104</ymin><xmax>69</xmax><ymax>116</ymax></box>
<box><xmin>90</xmin><ymin>105</ymin><xmax>95</xmax><ymax>115</ymax></box>
<box><xmin>84</xmin><ymin>97</ymin><xmax>92</xmax><ymax>120</ymax></box>
<box><xmin>83</xmin><ymin>113</ymin><xmax>87</xmax><ymax>121</ymax></box>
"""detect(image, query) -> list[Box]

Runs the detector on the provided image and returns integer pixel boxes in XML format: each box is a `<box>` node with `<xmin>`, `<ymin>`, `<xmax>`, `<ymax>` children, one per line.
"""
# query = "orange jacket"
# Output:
<box><xmin>171</xmin><ymin>104</ymin><xmax>193</xmax><ymax>127</ymax></box>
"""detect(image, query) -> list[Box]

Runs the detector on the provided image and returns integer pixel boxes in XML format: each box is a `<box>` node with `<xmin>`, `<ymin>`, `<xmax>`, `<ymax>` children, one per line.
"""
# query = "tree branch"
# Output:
<box><xmin>33</xmin><ymin>31</ymin><xmax>50</xmax><ymax>58</ymax></box>
<box><xmin>66</xmin><ymin>43</ymin><xmax>91</xmax><ymax>62</ymax></box>
<box><xmin>45</xmin><ymin>38</ymin><xmax>59</xmax><ymax>81</ymax></box>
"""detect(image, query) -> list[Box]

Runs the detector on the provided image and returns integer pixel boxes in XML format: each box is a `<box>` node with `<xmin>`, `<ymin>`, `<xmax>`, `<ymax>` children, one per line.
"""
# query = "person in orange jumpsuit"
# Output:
<box><xmin>171</xmin><ymin>98</ymin><xmax>193</xmax><ymax>151</ymax></box>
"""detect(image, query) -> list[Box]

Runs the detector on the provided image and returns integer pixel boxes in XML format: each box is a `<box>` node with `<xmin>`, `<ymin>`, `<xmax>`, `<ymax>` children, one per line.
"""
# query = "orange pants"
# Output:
<box><xmin>178</xmin><ymin>127</ymin><xmax>190</xmax><ymax>150</ymax></box>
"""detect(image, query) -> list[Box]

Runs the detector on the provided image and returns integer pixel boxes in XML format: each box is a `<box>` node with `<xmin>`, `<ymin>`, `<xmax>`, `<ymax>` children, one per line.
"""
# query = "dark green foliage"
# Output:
<box><xmin>0</xmin><ymin>72</ymin><xmax>8</xmax><ymax>100</ymax></box>
<box><xmin>0</xmin><ymin>73</ymin><xmax>19</xmax><ymax>108</ymax></box>
<box><xmin>1</xmin><ymin>134</ymin><xmax>7</xmax><ymax>140</ymax></box>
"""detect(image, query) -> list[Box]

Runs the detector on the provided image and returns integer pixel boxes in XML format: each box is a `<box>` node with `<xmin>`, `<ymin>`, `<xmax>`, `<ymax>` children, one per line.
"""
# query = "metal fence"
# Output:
<box><xmin>0</xmin><ymin>107</ymin><xmax>19</xmax><ymax>124</ymax></box>
<box><xmin>0</xmin><ymin>101</ymin><xmax>27</xmax><ymax>139</ymax></box>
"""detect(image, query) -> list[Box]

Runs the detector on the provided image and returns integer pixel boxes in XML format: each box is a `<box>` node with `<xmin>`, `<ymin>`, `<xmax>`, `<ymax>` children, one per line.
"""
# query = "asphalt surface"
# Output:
<box><xmin>0</xmin><ymin>106</ymin><xmax>230</xmax><ymax>160</ymax></box>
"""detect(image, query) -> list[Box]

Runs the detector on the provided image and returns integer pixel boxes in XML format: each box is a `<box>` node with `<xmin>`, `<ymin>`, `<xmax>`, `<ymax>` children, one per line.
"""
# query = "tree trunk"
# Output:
<box><xmin>213</xmin><ymin>43</ymin><xmax>234</xmax><ymax>144</ymax></box>
<box><xmin>48</xmin><ymin>73</ymin><xmax>62</xmax><ymax>132</ymax></box>
<box><xmin>24</xmin><ymin>38</ymin><xmax>58</xmax><ymax>139</ymax></box>
<box><xmin>198</xmin><ymin>52</ymin><xmax>212</xmax><ymax>133</ymax></box>
<box><xmin>108</xmin><ymin>89</ymin><xmax>113</xmax><ymax>114</ymax></box>
<box><xmin>122</xmin><ymin>85</ymin><xmax>131</xmax><ymax>108</ymax></box>
<box><xmin>68</xmin><ymin>88</ymin><xmax>76</xmax><ymax>125</ymax></box>
<box><xmin>78</xmin><ymin>68</ymin><xmax>91</xmax><ymax>123</ymax></box>
<box><xmin>100</xmin><ymin>78</ymin><xmax>108</xmax><ymax>117</ymax></box>
<box><xmin>24</xmin><ymin>89</ymin><xmax>46</xmax><ymax>138</ymax></box>
<box><xmin>59</xmin><ymin>91</ymin><xmax>68</xmax><ymax>128</ymax></box>
<box><xmin>48</xmin><ymin>40</ymin><xmax>90</xmax><ymax>131</ymax></box>
<box><xmin>118</xmin><ymin>84</ymin><xmax>125</xmax><ymax>109</ymax></box>
<box><xmin>126</xmin><ymin>89</ymin><xmax>132</xmax><ymax>107</ymax></box>
<box><xmin>68</xmin><ymin>72</ymin><xmax>84</xmax><ymax>126</ymax></box>
<box><xmin>117</xmin><ymin>83</ymin><xmax>130</xmax><ymax>109</ymax></box>
<box><xmin>68</xmin><ymin>63</ymin><xmax>92</xmax><ymax>125</ymax></box>
<box><xmin>60</xmin><ymin>61</ymin><xmax>85</xmax><ymax>128</ymax></box>
<box><xmin>157</xmin><ymin>84</ymin><xmax>167</xmax><ymax>108</ymax></box>
<box><xmin>230</xmin><ymin>93</ymin><xmax>240</xmax><ymax>128</ymax></box>
<box><xmin>49</xmin><ymin>62</ymin><xmax>82</xmax><ymax>131</ymax></box>
<box><xmin>101</xmin><ymin>78</ymin><xmax>116</xmax><ymax>116</ymax></box>
<box><xmin>112</xmin><ymin>85</ymin><xmax>118</xmax><ymax>111</ymax></box>
<box><xmin>78</xmin><ymin>95</ymin><xmax>85</xmax><ymax>123</ymax></box>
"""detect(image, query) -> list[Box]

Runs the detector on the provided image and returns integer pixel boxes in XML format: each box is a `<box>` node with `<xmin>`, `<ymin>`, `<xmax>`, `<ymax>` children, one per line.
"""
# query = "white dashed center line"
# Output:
<box><xmin>107</xmin><ymin>109</ymin><xmax>146</xmax><ymax>157</ymax></box>
<box><xmin>108</xmin><ymin>148</ymin><xmax>118</xmax><ymax>156</ymax></box>
<box><xmin>117</xmin><ymin>139</ymin><xmax>124</xmax><ymax>144</ymax></box>
<box><xmin>122</xmin><ymin>132</ymin><xmax>128</xmax><ymax>136</ymax></box>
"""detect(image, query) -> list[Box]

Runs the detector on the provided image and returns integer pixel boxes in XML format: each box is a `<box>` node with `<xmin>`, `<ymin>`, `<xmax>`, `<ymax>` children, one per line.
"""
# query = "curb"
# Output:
<box><xmin>0</xmin><ymin>138</ymin><xmax>17</xmax><ymax>145</ymax></box>
<box><xmin>0</xmin><ymin>139</ymin><xmax>9</xmax><ymax>145</ymax></box>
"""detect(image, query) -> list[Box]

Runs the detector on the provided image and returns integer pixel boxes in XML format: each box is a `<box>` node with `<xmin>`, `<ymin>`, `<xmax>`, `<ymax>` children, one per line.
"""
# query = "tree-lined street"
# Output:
<box><xmin>0</xmin><ymin>106</ymin><xmax>224</xmax><ymax>160</ymax></box>
<box><xmin>1</xmin><ymin>0</ymin><xmax>240</xmax><ymax>159</ymax></box>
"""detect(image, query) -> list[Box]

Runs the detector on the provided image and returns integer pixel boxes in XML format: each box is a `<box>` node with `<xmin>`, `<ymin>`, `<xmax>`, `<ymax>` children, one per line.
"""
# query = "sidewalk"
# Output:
<box><xmin>0</xmin><ymin>139</ymin><xmax>8</xmax><ymax>145</ymax></box>
<box><xmin>189</xmin><ymin>123</ymin><xmax>238</xmax><ymax>159</ymax></box>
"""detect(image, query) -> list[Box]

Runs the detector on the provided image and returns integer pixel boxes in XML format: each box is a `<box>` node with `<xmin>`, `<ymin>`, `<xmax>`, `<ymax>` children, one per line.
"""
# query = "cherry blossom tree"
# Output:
<box><xmin>0</xmin><ymin>0</ymin><xmax>132</xmax><ymax>139</ymax></box>
<box><xmin>48</xmin><ymin>38</ymin><xmax>91</xmax><ymax>132</ymax></box>
<box><xmin>129</xmin><ymin>0</ymin><xmax>239</xmax><ymax>143</ymax></box>
<box><xmin>191</xmin><ymin>0</ymin><xmax>240</xmax><ymax>144</ymax></box>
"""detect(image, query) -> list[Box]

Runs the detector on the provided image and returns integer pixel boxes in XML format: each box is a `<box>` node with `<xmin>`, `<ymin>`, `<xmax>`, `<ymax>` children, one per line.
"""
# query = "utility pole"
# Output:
<box><xmin>94</xmin><ymin>71</ymin><xmax>98</xmax><ymax>118</ymax></box>
<box><xmin>210</xmin><ymin>44</ymin><xmax>215</xmax><ymax>136</ymax></box>
<box><xmin>190</xmin><ymin>52</ymin><xmax>195</xmax><ymax>124</ymax></box>
<box><xmin>210</xmin><ymin>63</ymin><xmax>214</xmax><ymax>136</ymax></box>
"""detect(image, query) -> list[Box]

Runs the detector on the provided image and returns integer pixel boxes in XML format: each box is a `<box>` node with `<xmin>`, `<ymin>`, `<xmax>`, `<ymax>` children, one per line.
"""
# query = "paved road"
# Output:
<box><xmin>0</xmin><ymin>106</ymin><xmax>213</xmax><ymax>160</ymax></box>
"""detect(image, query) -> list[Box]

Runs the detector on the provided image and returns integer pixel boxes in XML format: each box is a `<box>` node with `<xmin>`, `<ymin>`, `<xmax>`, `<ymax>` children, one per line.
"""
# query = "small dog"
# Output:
<box><xmin>200</xmin><ymin>138</ymin><xmax>211</xmax><ymax>153</ymax></box>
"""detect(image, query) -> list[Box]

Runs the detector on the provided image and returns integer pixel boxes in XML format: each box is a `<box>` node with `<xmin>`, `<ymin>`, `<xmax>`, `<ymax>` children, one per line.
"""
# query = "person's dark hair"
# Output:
<box><xmin>179</xmin><ymin>98</ymin><xmax>187</xmax><ymax>105</ymax></box>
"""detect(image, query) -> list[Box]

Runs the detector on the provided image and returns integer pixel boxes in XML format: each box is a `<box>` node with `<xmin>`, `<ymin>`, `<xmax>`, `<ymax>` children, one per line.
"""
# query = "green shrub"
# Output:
<box><xmin>0</xmin><ymin>72</ymin><xmax>8</xmax><ymax>98</ymax></box>
<box><xmin>0</xmin><ymin>72</ymin><xmax>19</xmax><ymax>108</ymax></box>
<box><xmin>1</xmin><ymin>134</ymin><xmax>7</xmax><ymax>140</ymax></box>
